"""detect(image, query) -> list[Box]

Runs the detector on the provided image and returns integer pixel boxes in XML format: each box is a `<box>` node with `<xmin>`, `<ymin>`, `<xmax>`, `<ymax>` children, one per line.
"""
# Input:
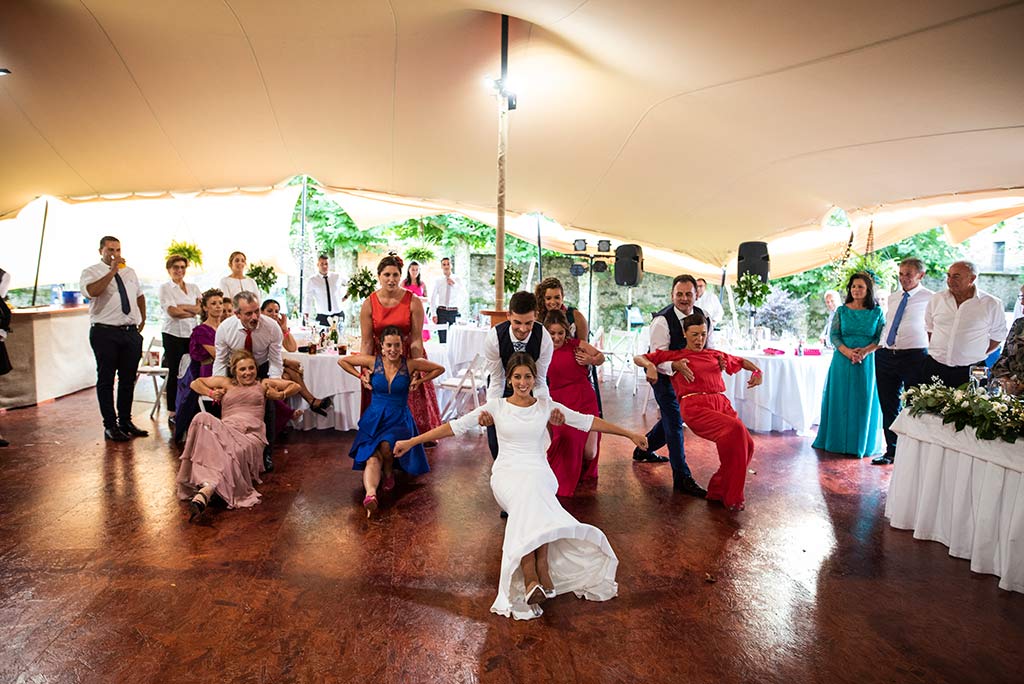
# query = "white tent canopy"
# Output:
<box><xmin>1</xmin><ymin>1</ymin><xmax>1022</xmax><ymax>280</ymax></box>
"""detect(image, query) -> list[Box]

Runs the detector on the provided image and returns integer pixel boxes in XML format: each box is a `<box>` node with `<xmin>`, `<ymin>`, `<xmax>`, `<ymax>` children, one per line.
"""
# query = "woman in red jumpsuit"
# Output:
<box><xmin>634</xmin><ymin>314</ymin><xmax>762</xmax><ymax>511</ymax></box>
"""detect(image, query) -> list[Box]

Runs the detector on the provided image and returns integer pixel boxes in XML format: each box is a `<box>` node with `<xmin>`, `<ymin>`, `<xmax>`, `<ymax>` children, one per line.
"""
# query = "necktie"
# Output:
<box><xmin>244</xmin><ymin>327</ymin><xmax>254</xmax><ymax>353</ymax></box>
<box><xmin>113</xmin><ymin>272</ymin><xmax>131</xmax><ymax>315</ymax></box>
<box><xmin>513</xmin><ymin>340</ymin><xmax>526</xmax><ymax>353</ymax></box>
<box><xmin>324</xmin><ymin>275</ymin><xmax>332</xmax><ymax>312</ymax></box>
<box><xmin>886</xmin><ymin>291</ymin><xmax>910</xmax><ymax>347</ymax></box>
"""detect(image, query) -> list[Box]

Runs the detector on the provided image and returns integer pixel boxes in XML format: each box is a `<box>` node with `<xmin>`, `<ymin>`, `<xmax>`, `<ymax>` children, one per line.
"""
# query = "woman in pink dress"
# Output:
<box><xmin>360</xmin><ymin>254</ymin><xmax>442</xmax><ymax>435</ymax></box>
<box><xmin>176</xmin><ymin>350</ymin><xmax>299</xmax><ymax>521</ymax></box>
<box><xmin>543</xmin><ymin>310</ymin><xmax>606</xmax><ymax>496</ymax></box>
<box><xmin>402</xmin><ymin>261</ymin><xmax>430</xmax><ymax>341</ymax></box>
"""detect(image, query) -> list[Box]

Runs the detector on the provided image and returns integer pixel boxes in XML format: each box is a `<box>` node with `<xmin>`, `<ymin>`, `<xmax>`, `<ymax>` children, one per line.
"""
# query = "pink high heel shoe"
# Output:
<box><xmin>382</xmin><ymin>474</ymin><xmax>395</xmax><ymax>492</ymax></box>
<box><xmin>363</xmin><ymin>494</ymin><xmax>378</xmax><ymax>518</ymax></box>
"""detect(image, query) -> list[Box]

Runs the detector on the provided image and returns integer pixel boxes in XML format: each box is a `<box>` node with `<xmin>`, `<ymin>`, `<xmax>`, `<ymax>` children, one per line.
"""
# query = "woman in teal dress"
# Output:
<box><xmin>813</xmin><ymin>272</ymin><xmax>886</xmax><ymax>457</ymax></box>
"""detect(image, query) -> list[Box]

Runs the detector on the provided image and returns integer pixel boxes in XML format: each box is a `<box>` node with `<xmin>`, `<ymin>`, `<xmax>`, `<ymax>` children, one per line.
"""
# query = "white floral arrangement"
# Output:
<box><xmin>902</xmin><ymin>378</ymin><xmax>1024</xmax><ymax>443</ymax></box>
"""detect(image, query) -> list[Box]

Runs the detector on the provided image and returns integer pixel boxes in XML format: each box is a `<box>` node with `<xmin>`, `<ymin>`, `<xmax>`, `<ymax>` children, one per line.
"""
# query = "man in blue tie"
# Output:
<box><xmin>872</xmin><ymin>258</ymin><xmax>932</xmax><ymax>464</ymax></box>
<box><xmin>81</xmin><ymin>236</ymin><xmax>148</xmax><ymax>442</ymax></box>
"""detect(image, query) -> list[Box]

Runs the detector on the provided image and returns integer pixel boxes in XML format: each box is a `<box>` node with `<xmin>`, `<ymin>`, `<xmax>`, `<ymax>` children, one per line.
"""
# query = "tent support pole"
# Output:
<box><xmin>535</xmin><ymin>214</ymin><xmax>543</xmax><ymax>281</ymax></box>
<box><xmin>299</xmin><ymin>175</ymin><xmax>307</xmax><ymax>316</ymax></box>
<box><xmin>31</xmin><ymin>200</ymin><xmax>49</xmax><ymax>307</ymax></box>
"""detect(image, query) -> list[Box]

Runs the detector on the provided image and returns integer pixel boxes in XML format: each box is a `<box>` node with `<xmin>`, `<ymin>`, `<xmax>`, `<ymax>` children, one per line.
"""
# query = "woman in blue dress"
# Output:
<box><xmin>338</xmin><ymin>325</ymin><xmax>444</xmax><ymax>516</ymax></box>
<box><xmin>812</xmin><ymin>272</ymin><xmax>886</xmax><ymax>457</ymax></box>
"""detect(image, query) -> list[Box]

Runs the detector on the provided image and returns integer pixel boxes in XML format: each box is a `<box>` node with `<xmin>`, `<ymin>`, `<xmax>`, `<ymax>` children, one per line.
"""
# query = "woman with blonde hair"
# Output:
<box><xmin>177</xmin><ymin>350</ymin><xmax>299</xmax><ymax>520</ymax></box>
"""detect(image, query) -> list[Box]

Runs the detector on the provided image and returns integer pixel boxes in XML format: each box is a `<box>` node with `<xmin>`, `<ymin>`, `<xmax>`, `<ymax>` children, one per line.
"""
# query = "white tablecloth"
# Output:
<box><xmin>885</xmin><ymin>411</ymin><xmax>1024</xmax><ymax>593</ymax></box>
<box><xmin>446</xmin><ymin>324</ymin><xmax>490</xmax><ymax>373</ymax></box>
<box><xmin>283</xmin><ymin>351</ymin><xmax>362</xmax><ymax>431</ymax></box>
<box><xmin>721</xmin><ymin>350</ymin><xmax>832</xmax><ymax>434</ymax></box>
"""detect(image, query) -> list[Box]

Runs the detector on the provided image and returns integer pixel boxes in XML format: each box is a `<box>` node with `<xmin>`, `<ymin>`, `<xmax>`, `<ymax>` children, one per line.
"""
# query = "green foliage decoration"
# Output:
<box><xmin>347</xmin><ymin>266</ymin><xmax>377</xmax><ymax>301</ymax></box>
<box><xmin>832</xmin><ymin>252</ymin><xmax>898</xmax><ymax>293</ymax></box>
<box><xmin>753</xmin><ymin>288</ymin><xmax>808</xmax><ymax>336</ymax></box>
<box><xmin>903</xmin><ymin>380</ymin><xmax>1024</xmax><ymax>443</ymax></box>
<box><xmin>245</xmin><ymin>263</ymin><xmax>278</xmax><ymax>292</ymax></box>
<box><xmin>735</xmin><ymin>272</ymin><xmax>770</xmax><ymax>309</ymax></box>
<box><xmin>166</xmin><ymin>240</ymin><xmax>203</xmax><ymax>268</ymax></box>
<box><xmin>404</xmin><ymin>246</ymin><xmax>436</xmax><ymax>264</ymax></box>
<box><xmin>490</xmin><ymin>263</ymin><xmax>524</xmax><ymax>293</ymax></box>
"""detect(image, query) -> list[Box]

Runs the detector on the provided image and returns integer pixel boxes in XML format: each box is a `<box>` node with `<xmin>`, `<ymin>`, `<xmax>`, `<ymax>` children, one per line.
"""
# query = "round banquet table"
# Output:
<box><xmin>283</xmin><ymin>351</ymin><xmax>362</xmax><ymax>431</ymax></box>
<box><xmin>446</xmin><ymin>324</ymin><xmax>490</xmax><ymax>373</ymax></box>
<box><xmin>720</xmin><ymin>349</ymin><xmax>833</xmax><ymax>434</ymax></box>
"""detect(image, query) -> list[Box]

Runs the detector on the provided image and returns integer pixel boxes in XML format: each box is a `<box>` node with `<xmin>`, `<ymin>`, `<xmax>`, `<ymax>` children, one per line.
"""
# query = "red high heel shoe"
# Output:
<box><xmin>382</xmin><ymin>474</ymin><xmax>395</xmax><ymax>492</ymax></box>
<box><xmin>363</xmin><ymin>494</ymin><xmax>378</xmax><ymax>518</ymax></box>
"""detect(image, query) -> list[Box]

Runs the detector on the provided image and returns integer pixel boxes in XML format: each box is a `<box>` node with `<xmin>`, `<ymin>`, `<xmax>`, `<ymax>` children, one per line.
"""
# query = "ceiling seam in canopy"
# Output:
<box><xmin>684</xmin><ymin>124</ymin><xmax>1024</xmax><ymax>233</ymax></box>
<box><xmin>550</xmin><ymin>0</ymin><xmax>592</xmax><ymax>25</ymax></box>
<box><xmin>386</xmin><ymin>0</ymin><xmax>399</xmax><ymax>192</ymax></box>
<box><xmin>77</xmin><ymin>0</ymin><xmax>200</xmax><ymax>189</ymax></box>
<box><xmin>566</xmin><ymin>0</ymin><xmax>1024</xmax><ymax>227</ymax></box>
<box><xmin>221</xmin><ymin>0</ymin><xmax>295</xmax><ymax>169</ymax></box>
<box><xmin>0</xmin><ymin>87</ymin><xmax>97</xmax><ymax>208</ymax></box>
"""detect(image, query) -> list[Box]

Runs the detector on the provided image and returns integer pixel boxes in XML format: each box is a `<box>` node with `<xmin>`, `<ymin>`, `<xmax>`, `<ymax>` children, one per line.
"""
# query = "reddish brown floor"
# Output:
<box><xmin>1</xmin><ymin>381</ymin><xmax>1022</xmax><ymax>684</ymax></box>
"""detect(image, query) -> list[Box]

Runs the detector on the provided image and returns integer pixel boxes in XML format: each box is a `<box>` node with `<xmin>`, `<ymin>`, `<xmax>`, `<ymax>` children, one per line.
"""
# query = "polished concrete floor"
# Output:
<box><xmin>1</xmin><ymin>381</ymin><xmax>1022</xmax><ymax>684</ymax></box>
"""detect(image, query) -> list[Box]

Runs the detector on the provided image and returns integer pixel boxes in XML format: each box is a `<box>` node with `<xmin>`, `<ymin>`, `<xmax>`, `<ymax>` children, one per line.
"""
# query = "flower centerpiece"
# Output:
<box><xmin>734</xmin><ymin>272</ymin><xmax>771</xmax><ymax>348</ymax></box>
<box><xmin>902</xmin><ymin>378</ymin><xmax>1024</xmax><ymax>443</ymax></box>
<box><xmin>245</xmin><ymin>262</ymin><xmax>278</xmax><ymax>293</ymax></box>
<box><xmin>346</xmin><ymin>266</ymin><xmax>376</xmax><ymax>301</ymax></box>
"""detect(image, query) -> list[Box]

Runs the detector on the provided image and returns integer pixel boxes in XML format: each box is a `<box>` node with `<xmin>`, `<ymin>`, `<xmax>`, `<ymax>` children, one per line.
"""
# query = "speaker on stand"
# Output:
<box><xmin>737</xmin><ymin>241</ymin><xmax>770</xmax><ymax>282</ymax></box>
<box><xmin>614</xmin><ymin>244</ymin><xmax>643</xmax><ymax>287</ymax></box>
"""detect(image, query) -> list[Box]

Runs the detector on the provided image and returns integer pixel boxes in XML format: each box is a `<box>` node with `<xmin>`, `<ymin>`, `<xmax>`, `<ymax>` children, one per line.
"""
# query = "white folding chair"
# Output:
<box><xmin>135</xmin><ymin>336</ymin><xmax>169</xmax><ymax>419</ymax></box>
<box><xmin>438</xmin><ymin>353</ymin><xmax>488</xmax><ymax>426</ymax></box>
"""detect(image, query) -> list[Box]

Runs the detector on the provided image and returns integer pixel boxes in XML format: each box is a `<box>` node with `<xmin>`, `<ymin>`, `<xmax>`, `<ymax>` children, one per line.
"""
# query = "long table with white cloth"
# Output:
<box><xmin>720</xmin><ymin>350</ymin><xmax>833</xmax><ymax>434</ymax></box>
<box><xmin>885</xmin><ymin>411</ymin><xmax>1024</xmax><ymax>593</ymax></box>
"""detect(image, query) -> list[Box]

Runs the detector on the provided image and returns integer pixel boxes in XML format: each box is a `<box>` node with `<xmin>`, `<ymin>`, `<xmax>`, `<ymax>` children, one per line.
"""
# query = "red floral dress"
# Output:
<box><xmin>368</xmin><ymin>290</ymin><xmax>441</xmax><ymax>434</ymax></box>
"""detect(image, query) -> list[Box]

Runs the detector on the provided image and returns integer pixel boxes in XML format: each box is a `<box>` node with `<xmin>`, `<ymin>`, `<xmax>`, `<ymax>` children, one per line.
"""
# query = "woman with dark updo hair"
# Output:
<box><xmin>359</xmin><ymin>253</ymin><xmax>442</xmax><ymax>435</ymax></box>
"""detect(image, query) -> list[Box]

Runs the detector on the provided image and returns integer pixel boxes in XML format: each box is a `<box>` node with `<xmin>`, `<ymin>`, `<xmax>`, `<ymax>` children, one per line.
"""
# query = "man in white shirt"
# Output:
<box><xmin>304</xmin><ymin>254</ymin><xmax>347</xmax><ymax>326</ymax></box>
<box><xmin>482</xmin><ymin>291</ymin><xmax>553</xmax><ymax>458</ymax></box>
<box><xmin>214</xmin><ymin>291</ymin><xmax>284</xmax><ymax>470</ymax></box>
<box><xmin>872</xmin><ymin>258</ymin><xmax>933</xmax><ymax>465</ymax></box>
<box><xmin>695</xmin><ymin>278</ymin><xmax>725</xmax><ymax>327</ymax></box>
<box><xmin>429</xmin><ymin>257</ymin><xmax>467</xmax><ymax>343</ymax></box>
<box><xmin>81</xmin><ymin>236</ymin><xmax>148</xmax><ymax>442</ymax></box>
<box><xmin>924</xmin><ymin>260</ymin><xmax>1007</xmax><ymax>389</ymax></box>
<box><xmin>634</xmin><ymin>275</ymin><xmax>708</xmax><ymax>498</ymax></box>
<box><xmin>819</xmin><ymin>290</ymin><xmax>840</xmax><ymax>349</ymax></box>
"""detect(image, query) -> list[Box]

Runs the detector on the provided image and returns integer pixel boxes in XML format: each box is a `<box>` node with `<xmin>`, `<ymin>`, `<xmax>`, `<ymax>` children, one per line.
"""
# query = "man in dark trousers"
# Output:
<box><xmin>635</xmin><ymin>274</ymin><xmax>708</xmax><ymax>497</ymax></box>
<box><xmin>871</xmin><ymin>258</ymin><xmax>932</xmax><ymax>465</ymax></box>
<box><xmin>80</xmin><ymin>236</ymin><xmax>149</xmax><ymax>442</ymax></box>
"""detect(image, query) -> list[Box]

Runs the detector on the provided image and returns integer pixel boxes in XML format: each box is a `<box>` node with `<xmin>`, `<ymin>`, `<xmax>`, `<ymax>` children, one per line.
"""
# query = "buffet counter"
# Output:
<box><xmin>0</xmin><ymin>305</ymin><xmax>96</xmax><ymax>409</ymax></box>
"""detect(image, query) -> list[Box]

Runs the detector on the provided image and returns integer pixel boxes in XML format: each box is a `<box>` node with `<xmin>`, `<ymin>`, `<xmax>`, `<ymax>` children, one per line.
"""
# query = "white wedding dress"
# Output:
<box><xmin>451</xmin><ymin>397</ymin><xmax>618</xmax><ymax>620</ymax></box>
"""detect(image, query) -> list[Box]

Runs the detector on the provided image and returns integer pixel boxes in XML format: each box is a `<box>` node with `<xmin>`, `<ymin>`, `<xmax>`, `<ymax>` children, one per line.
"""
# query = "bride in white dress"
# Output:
<box><xmin>394</xmin><ymin>352</ymin><xmax>648</xmax><ymax>620</ymax></box>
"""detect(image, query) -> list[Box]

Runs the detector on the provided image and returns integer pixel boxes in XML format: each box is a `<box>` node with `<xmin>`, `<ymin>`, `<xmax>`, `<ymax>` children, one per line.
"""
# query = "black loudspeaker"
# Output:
<box><xmin>614</xmin><ymin>244</ymin><xmax>644</xmax><ymax>286</ymax></box>
<box><xmin>737</xmin><ymin>241</ymin><xmax>770</xmax><ymax>282</ymax></box>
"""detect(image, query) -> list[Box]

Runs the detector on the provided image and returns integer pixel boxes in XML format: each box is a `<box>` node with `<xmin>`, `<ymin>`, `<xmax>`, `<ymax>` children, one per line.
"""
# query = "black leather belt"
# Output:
<box><xmin>437</xmin><ymin>306</ymin><xmax>459</xmax><ymax>311</ymax></box>
<box><xmin>879</xmin><ymin>347</ymin><xmax>926</xmax><ymax>353</ymax></box>
<box><xmin>91</xmin><ymin>323</ymin><xmax>137</xmax><ymax>330</ymax></box>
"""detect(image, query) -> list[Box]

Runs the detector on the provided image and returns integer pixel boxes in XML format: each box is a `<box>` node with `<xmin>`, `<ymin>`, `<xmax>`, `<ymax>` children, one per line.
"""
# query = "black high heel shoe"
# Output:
<box><xmin>310</xmin><ymin>396</ymin><xmax>333</xmax><ymax>416</ymax></box>
<box><xmin>188</xmin><ymin>491</ymin><xmax>209</xmax><ymax>522</ymax></box>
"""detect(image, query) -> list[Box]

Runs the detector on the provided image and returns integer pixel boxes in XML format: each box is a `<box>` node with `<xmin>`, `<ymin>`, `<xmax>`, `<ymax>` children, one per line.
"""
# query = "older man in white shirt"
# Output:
<box><xmin>429</xmin><ymin>257</ymin><xmax>467</xmax><ymax>343</ymax></box>
<box><xmin>924</xmin><ymin>260</ymin><xmax>1007</xmax><ymax>389</ymax></box>
<box><xmin>214</xmin><ymin>291</ymin><xmax>284</xmax><ymax>471</ymax></box>
<box><xmin>872</xmin><ymin>258</ymin><xmax>933</xmax><ymax>465</ymax></box>
<box><xmin>695</xmin><ymin>278</ymin><xmax>725</xmax><ymax>327</ymax></box>
<box><xmin>305</xmin><ymin>254</ymin><xmax>347</xmax><ymax>326</ymax></box>
<box><xmin>81</xmin><ymin>236</ymin><xmax>149</xmax><ymax>442</ymax></box>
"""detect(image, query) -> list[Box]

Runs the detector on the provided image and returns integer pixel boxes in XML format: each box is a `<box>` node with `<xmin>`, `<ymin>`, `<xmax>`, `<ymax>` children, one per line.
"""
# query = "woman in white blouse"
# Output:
<box><xmin>159</xmin><ymin>255</ymin><xmax>202</xmax><ymax>421</ymax></box>
<box><xmin>219</xmin><ymin>251</ymin><xmax>259</xmax><ymax>300</ymax></box>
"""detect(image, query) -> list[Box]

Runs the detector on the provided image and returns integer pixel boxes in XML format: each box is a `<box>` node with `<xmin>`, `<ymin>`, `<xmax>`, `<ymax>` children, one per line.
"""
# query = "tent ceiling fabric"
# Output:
<box><xmin>1</xmin><ymin>0</ymin><xmax>1022</xmax><ymax>279</ymax></box>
